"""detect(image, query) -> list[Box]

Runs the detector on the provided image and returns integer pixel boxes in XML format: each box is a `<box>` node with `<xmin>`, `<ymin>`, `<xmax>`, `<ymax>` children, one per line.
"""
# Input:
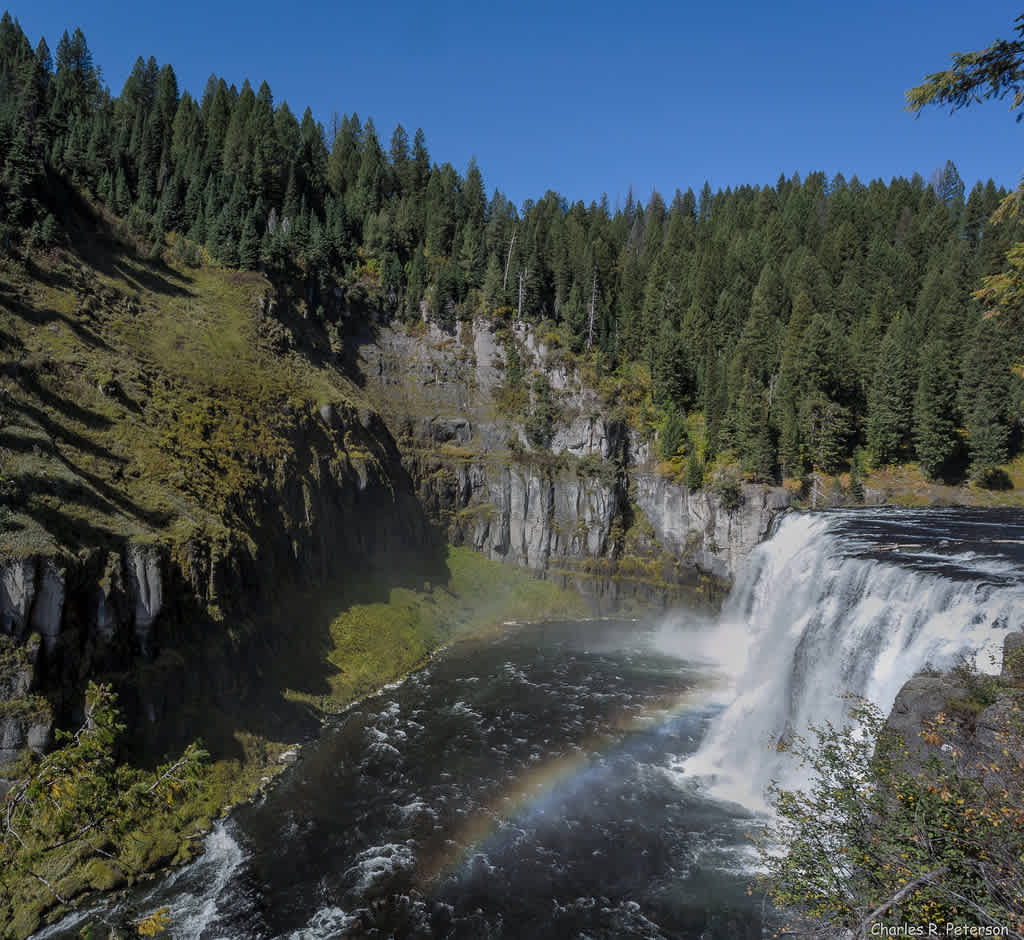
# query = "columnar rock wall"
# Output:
<box><xmin>360</xmin><ymin>317</ymin><xmax>790</xmax><ymax>593</ymax></box>
<box><xmin>0</xmin><ymin>403</ymin><xmax>431</xmax><ymax>772</ymax></box>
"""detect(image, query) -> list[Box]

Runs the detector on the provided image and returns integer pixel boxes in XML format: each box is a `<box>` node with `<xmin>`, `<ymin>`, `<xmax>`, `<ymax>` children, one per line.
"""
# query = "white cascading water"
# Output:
<box><xmin>683</xmin><ymin>510</ymin><xmax>1024</xmax><ymax>810</ymax></box>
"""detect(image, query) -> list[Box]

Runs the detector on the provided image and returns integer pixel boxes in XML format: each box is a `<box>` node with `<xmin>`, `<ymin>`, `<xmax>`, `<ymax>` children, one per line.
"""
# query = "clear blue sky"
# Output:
<box><xmin>12</xmin><ymin>1</ymin><xmax>1023</xmax><ymax>209</ymax></box>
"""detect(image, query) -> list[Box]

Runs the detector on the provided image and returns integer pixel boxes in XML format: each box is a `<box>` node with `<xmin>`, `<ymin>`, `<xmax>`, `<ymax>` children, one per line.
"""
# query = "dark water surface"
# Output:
<box><xmin>37</xmin><ymin>507</ymin><xmax>1024</xmax><ymax>939</ymax></box>
<box><xmin>829</xmin><ymin>506</ymin><xmax>1024</xmax><ymax>583</ymax></box>
<box><xmin>45</xmin><ymin>619</ymin><xmax>766</xmax><ymax>939</ymax></box>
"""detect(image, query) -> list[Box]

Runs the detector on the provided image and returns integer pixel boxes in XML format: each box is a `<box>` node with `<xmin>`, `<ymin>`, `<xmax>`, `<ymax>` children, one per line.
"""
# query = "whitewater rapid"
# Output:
<box><xmin>33</xmin><ymin>507</ymin><xmax>1024</xmax><ymax>939</ymax></box>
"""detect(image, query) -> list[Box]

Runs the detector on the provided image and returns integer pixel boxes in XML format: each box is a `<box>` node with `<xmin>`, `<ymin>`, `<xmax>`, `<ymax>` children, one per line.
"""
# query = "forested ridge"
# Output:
<box><xmin>2</xmin><ymin>11</ymin><xmax>1022</xmax><ymax>487</ymax></box>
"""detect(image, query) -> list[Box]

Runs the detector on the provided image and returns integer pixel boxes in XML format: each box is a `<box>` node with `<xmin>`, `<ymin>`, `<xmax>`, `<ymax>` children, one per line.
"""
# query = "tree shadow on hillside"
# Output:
<box><xmin>0</xmin><ymin>323</ymin><xmax>23</xmax><ymax>356</ymax></box>
<box><xmin>337</xmin><ymin>319</ymin><xmax>386</xmax><ymax>390</ymax></box>
<box><xmin>86</xmin><ymin>248</ymin><xmax>194</xmax><ymax>301</ymax></box>
<box><xmin>2</xmin><ymin>421</ymin><xmax>173</xmax><ymax>533</ymax></box>
<box><xmin>19</xmin><ymin>371</ymin><xmax>114</xmax><ymax>431</ymax></box>
<box><xmin>8</xmin><ymin>398</ymin><xmax>123</xmax><ymax>464</ymax></box>
<box><xmin>44</xmin><ymin>169</ymin><xmax>194</xmax><ymax>301</ymax></box>
<box><xmin>18</xmin><ymin>496</ymin><xmax>128</xmax><ymax>552</ymax></box>
<box><xmin>0</xmin><ymin>284</ymin><xmax>114</xmax><ymax>353</ymax></box>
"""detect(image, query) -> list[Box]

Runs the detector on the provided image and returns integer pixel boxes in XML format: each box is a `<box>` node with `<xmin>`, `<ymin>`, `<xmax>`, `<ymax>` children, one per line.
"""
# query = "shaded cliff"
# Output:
<box><xmin>0</xmin><ymin>243</ymin><xmax>433</xmax><ymax>776</ymax></box>
<box><xmin>0</xmin><ymin>404</ymin><xmax>432</xmax><ymax>769</ymax></box>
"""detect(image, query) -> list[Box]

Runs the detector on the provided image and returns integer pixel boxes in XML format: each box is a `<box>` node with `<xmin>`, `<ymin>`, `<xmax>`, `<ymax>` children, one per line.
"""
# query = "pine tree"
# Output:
<box><xmin>249</xmin><ymin>80</ymin><xmax>281</xmax><ymax>205</ymax></box>
<box><xmin>774</xmin><ymin>291</ymin><xmax>813</xmax><ymax>475</ymax></box>
<box><xmin>734</xmin><ymin>371</ymin><xmax>775</xmax><ymax>480</ymax></box>
<box><xmin>961</xmin><ymin>315</ymin><xmax>1012</xmax><ymax>484</ymax></box>
<box><xmin>802</xmin><ymin>395</ymin><xmax>851</xmax><ymax>474</ymax></box>
<box><xmin>481</xmin><ymin>253</ymin><xmax>504</xmax><ymax>312</ymax></box>
<box><xmin>154</xmin><ymin>172</ymin><xmax>182</xmax><ymax>232</ymax></box>
<box><xmin>651</xmin><ymin>321</ymin><xmax>693</xmax><ymax>409</ymax></box>
<box><xmin>389</xmin><ymin>123</ymin><xmax>410</xmax><ymax>195</ymax></box>
<box><xmin>659</xmin><ymin>406</ymin><xmax>687</xmax><ymax>459</ymax></box>
<box><xmin>3</xmin><ymin>120</ymin><xmax>37</xmax><ymax>222</ymax></box>
<box><xmin>867</xmin><ymin>314</ymin><xmax>918</xmax><ymax>466</ymax></box>
<box><xmin>297</xmin><ymin>106</ymin><xmax>327</xmax><ymax>205</ymax></box>
<box><xmin>113</xmin><ymin>165</ymin><xmax>132</xmax><ymax>215</ymax></box>
<box><xmin>238</xmin><ymin>209</ymin><xmax>260</xmax><ymax>269</ymax></box>
<box><xmin>913</xmin><ymin>338</ymin><xmax>958</xmax><ymax>480</ymax></box>
<box><xmin>327</xmin><ymin>111</ymin><xmax>361</xmax><ymax>197</ymax></box>
<box><xmin>411</xmin><ymin>127</ymin><xmax>429</xmax><ymax>194</ymax></box>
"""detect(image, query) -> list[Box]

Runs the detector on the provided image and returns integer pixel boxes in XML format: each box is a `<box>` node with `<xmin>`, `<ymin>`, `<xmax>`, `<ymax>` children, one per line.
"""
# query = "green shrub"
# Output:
<box><xmin>760</xmin><ymin>697</ymin><xmax>1024</xmax><ymax>936</ymax></box>
<box><xmin>659</xmin><ymin>407</ymin><xmax>687</xmax><ymax>460</ymax></box>
<box><xmin>712</xmin><ymin>474</ymin><xmax>743</xmax><ymax>512</ymax></box>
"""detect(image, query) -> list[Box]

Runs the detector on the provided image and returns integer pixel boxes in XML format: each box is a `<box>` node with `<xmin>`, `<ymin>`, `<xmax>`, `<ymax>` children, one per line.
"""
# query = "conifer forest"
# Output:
<box><xmin>2</xmin><ymin>12</ymin><xmax>1022</xmax><ymax>488</ymax></box>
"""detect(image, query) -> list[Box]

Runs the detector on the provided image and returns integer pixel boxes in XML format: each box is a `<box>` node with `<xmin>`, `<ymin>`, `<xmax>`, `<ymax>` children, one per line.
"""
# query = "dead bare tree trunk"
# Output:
<box><xmin>503</xmin><ymin>229</ymin><xmax>517</xmax><ymax>292</ymax></box>
<box><xmin>586</xmin><ymin>269</ymin><xmax>598</xmax><ymax>351</ymax></box>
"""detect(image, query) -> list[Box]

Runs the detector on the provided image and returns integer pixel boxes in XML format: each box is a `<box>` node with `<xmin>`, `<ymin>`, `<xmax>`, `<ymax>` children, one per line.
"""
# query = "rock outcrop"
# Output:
<box><xmin>886</xmin><ymin>631</ymin><xmax>1024</xmax><ymax>792</ymax></box>
<box><xmin>359</xmin><ymin>316</ymin><xmax>790</xmax><ymax>598</ymax></box>
<box><xmin>632</xmin><ymin>472</ymin><xmax>789</xmax><ymax>580</ymax></box>
<box><xmin>0</xmin><ymin>705</ymin><xmax>51</xmax><ymax>769</ymax></box>
<box><xmin>0</xmin><ymin>401</ymin><xmax>431</xmax><ymax>774</ymax></box>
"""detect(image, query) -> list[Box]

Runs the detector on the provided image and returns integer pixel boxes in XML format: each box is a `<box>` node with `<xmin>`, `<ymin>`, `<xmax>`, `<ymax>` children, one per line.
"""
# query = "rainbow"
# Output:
<box><xmin>415</xmin><ymin>683</ymin><xmax>720</xmax><ymax>885</ymax></box>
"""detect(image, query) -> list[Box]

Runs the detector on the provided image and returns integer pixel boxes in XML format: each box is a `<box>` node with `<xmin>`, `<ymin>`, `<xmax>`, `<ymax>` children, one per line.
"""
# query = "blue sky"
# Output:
<box><xmin>13</xmin><ymin>1</ymin><xmax>1023</xmax><ymax>209</ymax></box>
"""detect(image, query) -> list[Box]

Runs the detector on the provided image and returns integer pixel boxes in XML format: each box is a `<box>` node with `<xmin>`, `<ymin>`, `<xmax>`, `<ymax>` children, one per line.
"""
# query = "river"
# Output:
<box><xmin>37</xmin><ymin>507</ymin><xmax>1024</xmax><ymax>939</ymax></box>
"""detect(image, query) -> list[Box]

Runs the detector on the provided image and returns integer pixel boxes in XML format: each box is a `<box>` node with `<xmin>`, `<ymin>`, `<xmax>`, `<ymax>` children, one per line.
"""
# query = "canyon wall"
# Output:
<box><xmin>358</xmin><ymin>316</ymin><xmax>790</xmax><ymax>603</ymax></box>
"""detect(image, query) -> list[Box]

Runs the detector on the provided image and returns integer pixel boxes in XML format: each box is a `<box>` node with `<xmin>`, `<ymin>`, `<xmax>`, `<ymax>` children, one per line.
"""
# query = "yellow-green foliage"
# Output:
<box><xmin>438</xmin><ymin>443</ymin><xmax>476</xmax><ymax>459</ymax></box>
<box><xmin>287</xmin><ymin>546</ymin><xmax>586</xmax><ymax>708</ymax></box>
<box><xmin>0</xmin><ymin>246</ymin><xmax>357</xmax><ymax>558</ymax></box>
<box><xmin>0</xmin><ymin>684</ymin><xmax>210</xmax><ymax>938</ymax></box>
<box><xmin>2</xmin><ymin>712</ymin><xmax>290</xmax><ymax>939</ymax></box>
<box><xmin>0</xmin><ymin>694</ymin><xmax>50</xmax><ymax>722</ymax></box>
<box><xmin>864</xmin><ymin>460</ymin><xmax>1024</xmax><ymax>508</ymax></box>
<box><xmin>594</xmin><ymin>359</ymin><xmax>655</xmax><ymax>433</ymax></box>
<box><xmin>655</xmin><ymin>456</ymin><xmax>687</xmax><ymax>483</ymax></box>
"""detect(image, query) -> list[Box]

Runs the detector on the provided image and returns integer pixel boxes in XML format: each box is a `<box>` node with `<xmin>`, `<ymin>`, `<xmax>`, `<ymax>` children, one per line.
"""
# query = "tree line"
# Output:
<box><xmin>1</xmin><ymin>11</ymin><xmax>1021</xmax><ymax>485</ymax></box>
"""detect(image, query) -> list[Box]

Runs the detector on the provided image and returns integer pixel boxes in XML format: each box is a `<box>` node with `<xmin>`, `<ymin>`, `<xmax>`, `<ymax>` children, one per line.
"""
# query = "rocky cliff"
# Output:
<box><xmin>0</xmin><ymin>399</ymin><xmax>431</xmax><ymax>776</ymax></box>
<box><xmin>886</xmin><ymin>631</ymin><xmax>1024</xmax><ymax>787</ymax></box>
<box><xmin>356</xmin><ymin>315</ymin><xmax>790</xmax><ymax>603</ymax></box>
<box><xmin>1</xmin><ymin>245</ymin><xmax>789</xmax><ymax>779</ymax></box>
<box><xmin>0</xmin><ymin>244</ymin><xmax>451</xmax><ymax>778</ymax></box>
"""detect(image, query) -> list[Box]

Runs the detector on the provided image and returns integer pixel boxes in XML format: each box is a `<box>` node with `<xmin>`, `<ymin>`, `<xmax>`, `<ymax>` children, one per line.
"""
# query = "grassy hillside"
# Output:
<box><xmin>863</xmin><ymin>457</ymin><xmax>1024</xmax><ymax>508</ymax></box>
<box><xmin>0</xmin><ymin>224</ymin><xmax>359</xmax><ymax>558</ymax></box>
<box><xmin>0</xmin><ymin>223</ymin><xmax>588</xmax><ymax>937</ymax></box>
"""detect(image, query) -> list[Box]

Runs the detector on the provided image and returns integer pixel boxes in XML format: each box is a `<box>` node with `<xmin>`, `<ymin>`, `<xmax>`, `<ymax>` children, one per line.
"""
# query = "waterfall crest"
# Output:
<box><xmin>685</xmin><ymin>509</ymin><xmax>1024</xmax><ymax>809</ymax></box>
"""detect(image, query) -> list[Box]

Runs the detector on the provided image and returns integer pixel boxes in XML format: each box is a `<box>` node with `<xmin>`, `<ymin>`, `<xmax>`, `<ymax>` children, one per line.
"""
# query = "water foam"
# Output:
<box><xmin>683</xmin><ymin>510</ymin><xmax>1024</xmax><ymax>809</ymax></box>
<box><xmin>161</xmin><ymin>821</ymin><xmax>248</xmax><ymax>937</ymax></box>
<box><xmin>344</xmin><ymin>842</ymin><xmax>417</xmax><ymax>893</ymax></box>
<box><xmin>285</xmin><ymin>905</ymin><xmax>359</xmax><ymax>938</ymax></box>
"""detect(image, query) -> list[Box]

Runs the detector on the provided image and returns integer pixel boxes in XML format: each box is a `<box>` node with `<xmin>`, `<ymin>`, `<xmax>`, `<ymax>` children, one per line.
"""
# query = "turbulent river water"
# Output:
<box><xmin>37</xmin><ymin>507</ymin><xmax>1024</xmax><ymax>939</ymax></box>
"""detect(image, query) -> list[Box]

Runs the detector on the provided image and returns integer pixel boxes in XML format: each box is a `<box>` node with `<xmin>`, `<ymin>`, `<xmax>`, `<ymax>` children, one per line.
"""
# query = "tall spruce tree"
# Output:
<box><xmin>961</xmin><ymin>315</ymin><xmax>1012</xmax><ymax>484</ymax></box>
<box><xmin>867</xmin><ymin>313</ymin><xmax>918</xmax><ymax>466</ymax></box>
<box><xmin>913</xmin><ymin>337</ymin><xmax>959</xmax><ymax>480</ymax></box>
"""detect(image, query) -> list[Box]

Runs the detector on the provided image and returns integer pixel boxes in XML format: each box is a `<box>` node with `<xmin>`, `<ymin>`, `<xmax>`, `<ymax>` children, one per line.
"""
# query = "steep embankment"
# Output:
<box><xmin>0</xmin><ymin>230</ymin><xmax>596</xmax><ymax>936</ymax></box>
<box><xmin>354</xmin><ymin>316</ymin><xmax>790</xmax><ymax>607</ymax></box>
<box><xmin>0</xmin><ymin>230</ymin><xmax>784</xmax><ymax>932</ymax></box>
<box><xmin>0</xmin><ymin>234</ymin><xmax>441</xmax><ymax>772</ymax></box>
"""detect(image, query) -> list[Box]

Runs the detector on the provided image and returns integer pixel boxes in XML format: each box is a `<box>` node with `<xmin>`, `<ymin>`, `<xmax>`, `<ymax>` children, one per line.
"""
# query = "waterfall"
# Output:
<box><xmin>684</xmin><ymin>509</ymin><xmax>1024</xmax><ymax>810</ymax></box>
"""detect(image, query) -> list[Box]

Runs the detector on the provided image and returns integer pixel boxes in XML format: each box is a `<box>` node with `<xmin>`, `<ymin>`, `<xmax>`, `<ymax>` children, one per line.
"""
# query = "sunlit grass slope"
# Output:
<box><xmin>0</xmin><ymin>237</ymin><xmax>356</xmax><ymax>557</ymax></box>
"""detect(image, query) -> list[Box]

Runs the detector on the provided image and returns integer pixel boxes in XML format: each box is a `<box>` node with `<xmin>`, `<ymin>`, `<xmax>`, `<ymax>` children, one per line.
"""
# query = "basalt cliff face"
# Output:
<box><xmin>356</xmin><ymin>316</ymin><xmax>790</xmax><ymax>606</ymax></box>
<box><xmin>0</xmin><ymin>400</ymin><xmax>430</xmax><ymax>777</ymax></box>
<box><xmin>1</xmin><ymin>256</ymin><xmax>786</xmax><ymax>778</ymax></box>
